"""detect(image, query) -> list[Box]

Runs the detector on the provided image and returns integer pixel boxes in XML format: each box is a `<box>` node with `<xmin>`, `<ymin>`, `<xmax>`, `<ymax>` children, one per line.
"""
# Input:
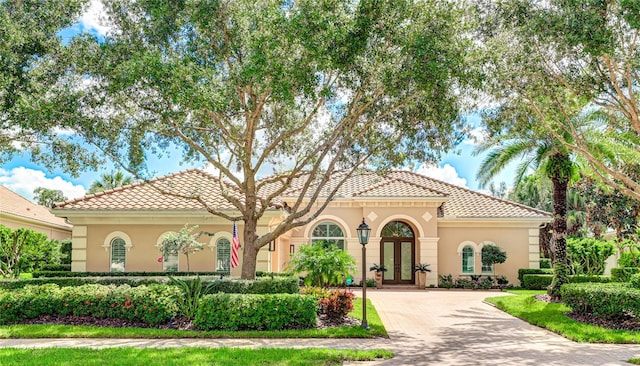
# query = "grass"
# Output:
<box><xmin>485</xmin><ymin>290</ymin><xmax>640</xmax><ymax>343</ymax></box>
<box><xmin>0</xmin><ymin>347</ymin><xmax>394</xmax><ymax>365</ymax></box>
<box><xmin>0</xmin><ymin>298</ymin><xmax>387</xmax><ymax>339</ymax></box>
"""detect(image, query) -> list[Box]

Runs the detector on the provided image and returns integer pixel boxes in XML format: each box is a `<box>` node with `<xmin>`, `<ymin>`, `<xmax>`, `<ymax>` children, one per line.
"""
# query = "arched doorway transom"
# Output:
<box><xmin>380</xmin><ymin>221</ymin><xmax>415</xmax><ymax>285</ymax></box>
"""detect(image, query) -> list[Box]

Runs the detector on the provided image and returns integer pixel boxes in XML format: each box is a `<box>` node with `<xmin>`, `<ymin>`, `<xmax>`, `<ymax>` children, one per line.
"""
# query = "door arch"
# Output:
<box><xmin>380</xmin><ymin>221</ymin><xmax>415</xmax><ymax>285</ymax></box>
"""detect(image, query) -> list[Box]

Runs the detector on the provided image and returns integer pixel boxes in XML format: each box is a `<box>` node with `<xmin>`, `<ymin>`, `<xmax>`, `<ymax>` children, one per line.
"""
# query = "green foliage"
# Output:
<box><xmin>32</xmin><ymin>187</ymin><xmax>67</xmax><ymax>208</ymax></box>
<box><xmin>438</xmin><ymin>274</ymin><xmax>455</xmax><ymax>289</ymax></box>
<box><xmin>611</xmin><ymin>267</ymin><xmax>640</xmax><ymax>282</ymax></box>
<box><xmin>287</xmin><ymin>242</ymin><xmax>356</xmax><ymax>287</ymax></box>
<box><xmin>566</xmin><ymin>237</ymin><xmax>615</xmax><ymax>275</ymax></box>
<box><xmin>481</xmin><ymin>245</ymin><xmax>507</xmax><ymax>273</ymax></box>
<box><xmin>619</xmin><ymin>244</ymin><xmax>640</xmax><ymax>267</ymax></box>
<box><xmin>87</xmin><ymin>171</ymin><xmax>134</xmax><ymax>194</ymax></box>
<box><xmin>517</xmin><ymin>268</ymin><xmax>553</xmax><ymax>287</ymax></box>
<box><xmin>194</xmin><ymin>294</ymin><xmax>317</xmax><ymax>331</ymax></box>
<box><xmin>157</xmin><ymin>225</ymin><xmax>204</xmax><ymax>273</ymax></box>
<box><xmin>60</xmin><ymin>239</ymin><xmax>72</xmax><ymax>265</ymax></box>
<box><xmin>168</xmin><ymin>276</ymin><xmax>213</xmax><ymax>320</ymax></box>
<box><xmin>524</xmin><ymin>274</ymin><xmax>613</xmax><ymax>290</ymax></box>
<box><xmin>561</xmin><ymin>282</ymin><xmax>640</xmax><ymax>320</ymax></box>
<box><xmin>31</xmin><ymin>271</ymin><xmax>226</xmax><ymax>278</ymax></box>
<box><xmin>414</xmin><ymin>263</ymin><xmax>432</xmax><ymax>272</ymax></box>
<box><xmin>369</xmin><ymin>264</ymin><xmax>388</xmax><ymax>272</ymax></box>
<box><xmin>39</xmin><ymin>265</ymin><xmax>71</xmax><ymax>272</ymax></box>
<box><xmin>630</xmin><ymin>274</ymin><xmax>640</xmax><ymax>289</ymax></box>
<box><xmin>0</xmin><ymin>284</ymin><xmax>180</xmax><ymax>326</ymax></box>
<box><xmin>539</xmin><ymin>258</ymin><xmax>551</xmax><ymax>269</ymax></box>
<box><xmin>0</xmin><ymin>225</ymin><xmax>60</xmax><ymax>278</ymax></box>
<box><xmin>2</xmin><ymin>276</ymin><xmax>299</xmax><ymax>294</ymax></box>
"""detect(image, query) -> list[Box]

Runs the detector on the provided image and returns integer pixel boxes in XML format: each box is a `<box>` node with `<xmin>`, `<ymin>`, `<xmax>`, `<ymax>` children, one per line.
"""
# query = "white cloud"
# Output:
<box><xmin>79</xmin><ymin>0</ymin><xmax>111</xmax><ymax>36</ymax></box>
<box><xmin>0</xmin><ymin>167</ymin><xmax>86</xmax><ymax>202</ymax></box>
<box><xmin>415</xmin><ymin>163</ymin><xmax>468</xmax><ymax>188</ymax></box>
<box><xmin>463</xmin><ymin>126</ymin><xmax>488</xmax><ymax>145</ymax></box>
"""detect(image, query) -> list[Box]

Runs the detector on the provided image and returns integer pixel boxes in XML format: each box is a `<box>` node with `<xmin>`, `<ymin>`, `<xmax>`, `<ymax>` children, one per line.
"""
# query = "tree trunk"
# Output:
<box><xmin>240</xmin><ymin>216</ymin><xmax>260</xmax><ymax>280</ymax></box>
<box><xmin>547</xmin><ymin>153</ymin><xmax>570</xmax><ymax>299</ymax></box>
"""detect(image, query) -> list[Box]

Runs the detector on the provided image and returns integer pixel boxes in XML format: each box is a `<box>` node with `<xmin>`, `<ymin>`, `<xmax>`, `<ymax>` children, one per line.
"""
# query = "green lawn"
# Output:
<box><xmin>0</xmin><ymin>298</ymin><xmax>387</xmax><ymax>339</ymax></box>
<box><xmin>485</xmin><ymin>290</ymin><xmax>640</xmax><ymax>343</ymax></box>
<box><xmin>0</xmin><ymin>347</ymin><xmax>394</xmax><ymax>366</ymax></box>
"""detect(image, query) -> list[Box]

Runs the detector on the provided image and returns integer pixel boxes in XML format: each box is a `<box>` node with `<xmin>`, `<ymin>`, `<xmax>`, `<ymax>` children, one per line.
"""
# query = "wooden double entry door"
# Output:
<box><xmin>380</xmin><ymin>237</ymin><xmax>415</xmax><ymax>285</ymax></box>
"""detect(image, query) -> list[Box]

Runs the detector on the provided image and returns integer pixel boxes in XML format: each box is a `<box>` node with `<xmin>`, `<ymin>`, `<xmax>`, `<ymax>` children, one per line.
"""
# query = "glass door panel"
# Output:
<box><xmin>383</xmin><ymin>241</ymin><xmax>395</xmax><ymax>281</ymax></box>
<box><xmin>401</xmin><ymin>241</ymin><xmax>413</xmax><ymax>281</ymax></box>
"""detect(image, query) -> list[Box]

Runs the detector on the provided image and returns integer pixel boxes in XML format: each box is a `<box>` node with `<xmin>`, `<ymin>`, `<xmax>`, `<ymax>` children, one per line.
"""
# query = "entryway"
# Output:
<box><xmin>380</xmin><ymin>221</ymin><xmax>415</xmax><ymax>285</ymax></box>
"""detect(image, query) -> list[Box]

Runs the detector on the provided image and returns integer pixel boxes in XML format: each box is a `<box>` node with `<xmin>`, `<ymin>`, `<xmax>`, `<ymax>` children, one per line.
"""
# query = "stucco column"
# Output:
<box><xmin>528</xmin><ymin>229</ymin><xmax>540</xmax><ymax>269</ymax></box>
<box><xmin>418</xmin><ymin>237</ymin><xmax>439</xmax><ymax>287</ymax></box>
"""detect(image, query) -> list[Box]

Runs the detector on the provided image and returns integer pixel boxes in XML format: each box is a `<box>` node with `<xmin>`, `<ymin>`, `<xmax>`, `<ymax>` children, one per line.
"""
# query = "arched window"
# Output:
<box><xmin>311</xmin><ymin>222</ymin><xmax>345</xmax><ymax>250</ymax></box>
<box><xmin>110</xmin><ymin>238</ymin><xmax>126</xmax><ymax>272</ymax></box>
<box><xmin>216</xmin><ymin>238</ymin><xmax>231</xmax><ymax>273</ymax></box>
<box><xmin>381</xmin><ymin>221</ymin><xmax>414</xmax><ymax>237</ymax></box>
<box><xmin>482</xmin><ymin>245</ymin><xmax>494</xmax><ymax>273</ymax></box>
<box><xmin>462</xmin><ymin>246</ymin><xmax>474</xmax><ymax>274</ymax></box>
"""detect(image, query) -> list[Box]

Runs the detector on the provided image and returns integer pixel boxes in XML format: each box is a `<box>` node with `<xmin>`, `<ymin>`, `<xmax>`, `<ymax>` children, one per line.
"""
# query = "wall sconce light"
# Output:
<box><xmin>268</xmin><ymin>240</ymin><xmax>276</xmax><ymax>252</ymax></box>
<box><xmin>289</xmin><ymin>244</ymin><xmax>295</xmax><ymax>254</ymax></box>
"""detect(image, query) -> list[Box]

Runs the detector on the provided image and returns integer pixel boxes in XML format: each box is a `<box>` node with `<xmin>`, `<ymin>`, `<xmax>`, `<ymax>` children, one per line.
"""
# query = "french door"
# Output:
<box><xmin>381</xmin><ymin>238</ymin><xmax>415</xmax><ymax>285</ymax></box>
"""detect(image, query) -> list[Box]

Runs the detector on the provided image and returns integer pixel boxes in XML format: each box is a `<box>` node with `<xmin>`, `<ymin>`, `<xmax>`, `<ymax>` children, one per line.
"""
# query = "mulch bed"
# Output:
<box><xmin>535</xmin><ymin>294</ymin><xmax>640</xmax><ymax>332</ymax></box>
<box><xmin>19</xmin><ymin>314</ymin><xmax>360</xmax><ymax>331</ymax></box>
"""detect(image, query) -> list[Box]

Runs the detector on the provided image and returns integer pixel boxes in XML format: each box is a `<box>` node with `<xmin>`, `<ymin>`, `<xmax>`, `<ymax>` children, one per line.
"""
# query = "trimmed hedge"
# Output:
<box><xmin>40</xmin><ymin>265</ymin><xmax>71</xmax><ymax>272</ymax></box>
<box><xmin>522</xmin><ymin>274</ymin><xmax>553</xmax><ymax>290</ymax></box>
<box><xmin>611</xmin><ymin>267</ymin><xmax>640</xmax><ymax>282</ymax></box>
<box><xmin>518</xmin><ymin>268</ymin><xmax>553</xmax><ymax>287</ymax></box>
<box><xmin>0</xmin><ymin>284</ymin><xmax>180</xmax><ymax>326</ymax></box>
<box><xmin>523</xmin><ymin>274</ymin><xmax>612</xmax><ymax>290</ymax></box>
<box><xmin>32</xmin><ymin>271</ymin><xmax>227</xmax><ymax>278</ymax></box>
<box><xmin>561</xmin><ymin>282</ymin><xmax>640</xmax><ymax>319</ymax></box>
<box><xmin>194</xmin><ymin>293</ymin><xmax>317</xmax><ymax>331</ymax></box>
<box><xmin>0</xmin><ymin>276</ymin><xmax>299</xmax><ymax>294</ymax></box>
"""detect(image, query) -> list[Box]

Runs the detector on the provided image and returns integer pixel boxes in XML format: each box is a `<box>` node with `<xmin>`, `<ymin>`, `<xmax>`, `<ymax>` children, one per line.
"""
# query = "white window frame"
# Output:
<box><xmin>311</xmin><ymin>221</ymin><xmax>346</xmax><ymax>250</ymax></box>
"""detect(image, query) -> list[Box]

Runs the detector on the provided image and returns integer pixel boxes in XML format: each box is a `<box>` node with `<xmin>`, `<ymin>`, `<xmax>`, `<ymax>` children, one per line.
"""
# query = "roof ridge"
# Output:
<box><xmin>393</xmin><ymin>170</ymin><xmax>551</xmax><ymax>216</ymax></box>
<box><xmin>351</xmin><ymin>176</ymin><xmax>397</xmax><ymax>197</ymax></box>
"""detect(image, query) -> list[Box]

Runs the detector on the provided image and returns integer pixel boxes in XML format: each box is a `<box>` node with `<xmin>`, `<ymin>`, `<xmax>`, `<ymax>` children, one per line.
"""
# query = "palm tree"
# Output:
<box><xmin>475</xmin><ymin>135</ymin><xmax>574</xmax><ymax>298</ymax></box>
<box><xmin>87</xmin><ymin>171</ymin><xmax>134</xmax><ymax>194</ymax></box>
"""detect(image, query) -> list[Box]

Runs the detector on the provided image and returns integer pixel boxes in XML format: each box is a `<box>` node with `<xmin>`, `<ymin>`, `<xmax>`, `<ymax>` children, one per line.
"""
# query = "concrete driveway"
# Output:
<box><xmin>364</xmin><ymin>289</ymin><xmax>640</xmax><ymax>365</ymax></box>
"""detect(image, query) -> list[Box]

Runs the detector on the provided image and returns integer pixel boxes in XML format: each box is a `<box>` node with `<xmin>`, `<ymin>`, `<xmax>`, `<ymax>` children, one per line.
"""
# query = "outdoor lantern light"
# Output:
<box><xmin>356</xmin><ymin>218</ymin><xmax>370</xmax><ymax>329</ymax></box>
<box><xmin>268</xmin><ymin>240</ymin><xmax>276</xmax><ymax>252</ymax></box>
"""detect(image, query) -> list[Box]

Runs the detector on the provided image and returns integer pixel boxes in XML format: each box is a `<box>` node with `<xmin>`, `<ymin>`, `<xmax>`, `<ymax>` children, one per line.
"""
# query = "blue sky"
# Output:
<box><xmin>0</xmin><ymin>1</ymin><xmax>518</xmax><ymax>202</ymax></box>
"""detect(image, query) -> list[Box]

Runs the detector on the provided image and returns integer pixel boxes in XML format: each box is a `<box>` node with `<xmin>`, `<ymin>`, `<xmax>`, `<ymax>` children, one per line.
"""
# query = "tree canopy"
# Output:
<box><xmin>87</xmin><ymin>171</ymin><xmax>134</xmax><ymax>194</ymax></box>
<box><xmin>0</xmin><ymin>0</ymin><xmax>100</xmax><ymax>175</ymax></box>
<box><xmin>476</xmin><ymin>0</ymin><xmax>640</xmax><ymax>201</ymax></box>
<box><xmin>43</xmin><ymin>0</ymin><xmax>478</xmax><ymax>279</ymax></box>
<box><xmin>33</xmin><ymin>187</ymin><xmax>68</xmax><ymax>208</ymax></box>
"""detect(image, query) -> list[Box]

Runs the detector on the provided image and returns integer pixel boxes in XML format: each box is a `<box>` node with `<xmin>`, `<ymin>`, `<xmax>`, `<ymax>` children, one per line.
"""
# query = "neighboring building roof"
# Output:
<box><xmin>54</xmin><ymin>168</ymin><xmax>551</xmax><ymax>219</ymax></box>
<box><xmin>0</xmin><ymin>186</ymin><xmax>72</xmax><ymax>229</ymax></box>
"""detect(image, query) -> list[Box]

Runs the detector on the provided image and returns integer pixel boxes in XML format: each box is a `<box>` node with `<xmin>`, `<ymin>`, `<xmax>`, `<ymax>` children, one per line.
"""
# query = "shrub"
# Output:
<box><xmin>438</xmin><ymin>274</ymin><xmax>454</xmax><ymax>289</ymax></box>
<box><xmin>169</xmin><ymin>276</ymin><xmax>213</xmax><ymax>319</ymax></box>
<box><xmin>318</xmin><ymin>290</ymin><xmax>355</xmax><ymax>322</ymax></box>
<box><xmin>0</xmin><ymin>284</ymin><xmax>180</xmax><ymax>326</ymax></box>
<box><xmin>561</xmin><ymin>282</ymin><xmax>640</xmax><ymax>319</ymax></box>
<box><xmin>566</xmin><ymin>237</ymin><xmax>615</xmax><ymax>275</ymax></box>
<box><xmin>611</xmin><ymin>267</ymin><xmax>640</xmax><ymax>282</ymax></box>
<box><xmin>1</xmin><ymin>276</ymin><xmax>299</xmax><ymax>294</ymax></box>
<box><xmin>194</xmin><ymin>293</ymin><xmax>317</xmax><ymax>331</ymax></box>
<box><xmin>40</xmin><ymin>265</ymin><xmax>71</xmax><ymax>272</ymax></box>
<box><xmin>539</xmin><ymin>258</ymin><xmax>551</xmax><ymax>269</ymax></box>
<box><xmin>631</xmin><ymin>274</ymin><xmax>640</xmax><ymax>289</ymax></box>
<box><xmin>619</xmin><ymin>252</ymin><xmax>640</xmax><ymax>268</ymax></box>
<box><xmin>286</xmin><ymin>242</ymin><xmax>356</xmax><ymax>287</ymax></box>
<box><xmin>517</xmin><ymin>268</ymin><xmax>553</xmax><ymax>287</ymax></box>
<box><xmin>31</xmin><ymin>271</ymin><xmax>226</xmax><ymax>278</ymax></box>
<box><xmin>522</xmin><ymin>274</ymin><xmax>553</xmax><ymax>290</ymax></box>
<box><xmin>569</xmin><ymin>275</ymin><xmax>612</xmax><ymax>284</ymax></box>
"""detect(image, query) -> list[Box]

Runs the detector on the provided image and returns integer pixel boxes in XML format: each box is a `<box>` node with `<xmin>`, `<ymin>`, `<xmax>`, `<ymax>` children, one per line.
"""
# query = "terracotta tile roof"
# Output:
<box><xmin>0</xmin><ymin>186</ymin><xmax>72</xmax><ymax>228</ymax></box>
<box><xmin>54</xmin><ymin>169</ymin><xmax>240</xmax><ymax>211</ymax></box>
<box><xmin>387</xmin><ymin>170</ymin><xmax>550</xmax><ymax>218</ymax></box>
<box><xmin>54</xmin><ymin>168</ymin><xmax>551</xmax><ymax>219</ymax></box>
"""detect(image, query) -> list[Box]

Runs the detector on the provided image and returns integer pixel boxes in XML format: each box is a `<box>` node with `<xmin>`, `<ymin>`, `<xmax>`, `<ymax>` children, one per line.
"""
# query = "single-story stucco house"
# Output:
<box><xmin>0</xmin><ymin>185</ymin><xmax>72</xmax><ymax>241</ymax></box>
<box><xmin>52</xmin><ymin>169</ymin><xmax>550</xmax><ymax>286</ymax></box>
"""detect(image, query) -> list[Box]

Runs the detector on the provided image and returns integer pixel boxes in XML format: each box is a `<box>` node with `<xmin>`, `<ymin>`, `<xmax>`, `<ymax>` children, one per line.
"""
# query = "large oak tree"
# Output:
<box><xmin>50</xmin><ymin>0</ymin><xmax>477</xmax><ymax>279</ymax></box>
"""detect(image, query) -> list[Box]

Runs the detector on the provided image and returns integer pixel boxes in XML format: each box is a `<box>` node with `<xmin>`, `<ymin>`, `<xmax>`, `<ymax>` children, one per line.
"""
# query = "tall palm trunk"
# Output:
<box><xmin>547</xmin><ymin>152</ymin><xmax>571</xmax><ymax>298</ymax></box>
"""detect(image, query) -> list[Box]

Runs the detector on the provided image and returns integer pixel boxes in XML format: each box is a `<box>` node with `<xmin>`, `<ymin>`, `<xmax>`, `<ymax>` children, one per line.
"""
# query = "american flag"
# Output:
<box><xmin>231</xmin><ymin>221</ymin><xmax>240</xmax><ymax>268</ymax></box>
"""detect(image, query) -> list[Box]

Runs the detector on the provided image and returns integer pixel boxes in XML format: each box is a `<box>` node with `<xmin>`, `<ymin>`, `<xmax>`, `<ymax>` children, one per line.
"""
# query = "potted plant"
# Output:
<box><xmin>369</xmin><ymin>264</ymin><xmax>387</xmax><ymax>289</ymax></box>
<box><xmin>414</xmin><ymin>263</ymin><xmax>431</xmax><ymax>289</ymax></box>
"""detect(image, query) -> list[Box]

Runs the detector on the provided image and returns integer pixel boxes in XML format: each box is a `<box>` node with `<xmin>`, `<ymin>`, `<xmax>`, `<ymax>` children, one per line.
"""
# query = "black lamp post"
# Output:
<box><xmin>356</xmin><ymin>218</ymin><xmax>371</xmax><ymax>329</ymax></box>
